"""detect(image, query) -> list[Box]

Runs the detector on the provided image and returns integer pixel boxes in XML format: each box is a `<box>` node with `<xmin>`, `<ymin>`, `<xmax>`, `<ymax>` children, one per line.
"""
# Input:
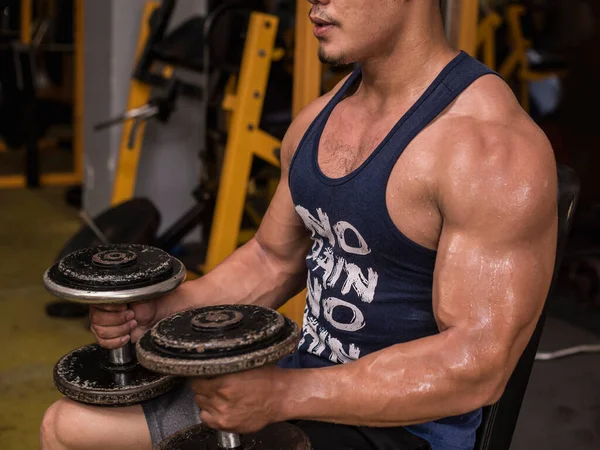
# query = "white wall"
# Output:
<box><xmin>83</xmin><ymin>0</ymin><xmax>207</xmax><ymax>240</ymax></box>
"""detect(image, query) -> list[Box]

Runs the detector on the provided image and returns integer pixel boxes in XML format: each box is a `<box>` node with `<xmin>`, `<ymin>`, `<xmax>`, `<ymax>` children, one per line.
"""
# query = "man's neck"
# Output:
<box><xmin>356</xmin><ymin>12</ymin><xmax>457</xmax><ymax>110</ymax></box>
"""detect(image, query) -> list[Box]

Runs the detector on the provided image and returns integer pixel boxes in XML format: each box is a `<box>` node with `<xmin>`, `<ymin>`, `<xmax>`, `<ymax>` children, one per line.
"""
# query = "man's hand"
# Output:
<box><xmin>89</xmin><ymin>300</ymin><xmax>161</xmax><ymax>348</ymax></box>
<box><xmin>191</xmin><ymin>366</ymin><xmax>287</xmax><ymax>434</ymax></box>
<box><xmin>89</xmin><ymin>281</ymin><xmax>198</xmax><ymax>348</ymax></box>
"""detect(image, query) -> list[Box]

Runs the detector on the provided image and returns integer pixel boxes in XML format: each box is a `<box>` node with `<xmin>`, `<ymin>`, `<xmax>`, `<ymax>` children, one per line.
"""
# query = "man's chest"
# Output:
<box><xmin>315</xmin><ymin>111</ymin><xmax>443</xmax><ymax>251</ymax></box>
<box><xmin>317</xmin><ymin>114</ymin><xmax>390</xmax><ymax>179</ymax></box>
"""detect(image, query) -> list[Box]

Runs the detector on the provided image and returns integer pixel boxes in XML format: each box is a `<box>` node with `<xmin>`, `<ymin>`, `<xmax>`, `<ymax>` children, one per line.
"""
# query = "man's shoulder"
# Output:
<box><xmin>433</xmin><ymin>75</ymin><xmax>557</xmax><ymax>220</ymax></box>
<box><xmin>438</xmin><ymin>74</ymin><xmax>554</xmax><ymax>172</ymax></box>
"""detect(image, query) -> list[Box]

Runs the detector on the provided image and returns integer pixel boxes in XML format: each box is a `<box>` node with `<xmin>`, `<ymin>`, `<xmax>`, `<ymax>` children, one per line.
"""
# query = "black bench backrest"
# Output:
<box><xmin>475</xmin><ymin>164</ymin><xmax>580</xmax><ymax>450</ymax></box>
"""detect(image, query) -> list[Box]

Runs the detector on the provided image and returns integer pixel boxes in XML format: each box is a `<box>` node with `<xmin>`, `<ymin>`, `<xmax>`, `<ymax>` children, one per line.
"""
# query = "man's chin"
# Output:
<box><xmin>318</xmin><ymin>47</ymin><xmax>347</xmax><ymax>66</ymax></box>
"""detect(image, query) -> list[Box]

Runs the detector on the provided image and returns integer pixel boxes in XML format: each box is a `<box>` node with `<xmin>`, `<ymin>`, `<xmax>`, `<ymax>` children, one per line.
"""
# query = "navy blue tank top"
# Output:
<box><xmin>279</xmin><ymin>52</ymin><xmax>497</xmax><ymax>450</ymax></box>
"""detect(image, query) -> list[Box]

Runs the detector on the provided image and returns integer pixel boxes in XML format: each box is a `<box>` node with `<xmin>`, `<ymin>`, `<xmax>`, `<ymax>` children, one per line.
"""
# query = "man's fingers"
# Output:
<box><xmin>199</xmin><ymin>409</ymin><xmax>214</xmax><ymax>425</ymax></box>
<box><xmin>130</xmin><ymin>301</ymin><xmax>156</xmax><ymax>326</ymax></box>
<box><xmin>94</xmin><ymin>334</ymin><xmax>131</xmax><ymax>350</ymax></box>
<box><xmin>193</xmin><ymin>393</ymin><xmax>210</xmax><ymax>410</ymax></box>
<box><xmin>191</xmin><ymin>378</ymin><xmax>221</xmax><ymax>397</ymax></box>
<box><xmin>89</xmin><ymin>308</ymin><xmax>134</xmax><ymax>326</ymax></box>
<box><xmin>91</xmin><ymin>321</ymin><xmax>136</xmax><ymax>340</ymax></box>
<box><xmin>199</xmin><ymin>409</ymin><xmax>227</xmax><ymax>431</ymax></box>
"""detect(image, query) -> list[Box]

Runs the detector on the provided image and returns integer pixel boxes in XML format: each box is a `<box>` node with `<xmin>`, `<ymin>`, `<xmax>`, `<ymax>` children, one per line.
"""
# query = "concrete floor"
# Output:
<box><xmin>0</xmin><ymin>188</ymin><xmax>599</xmax><ymax>449</ymax></box>
<box><xmin>0</xmin><ymin>188</ymin><xmax>88</xmax><ymax>450</ymax></box>
<box><xmin>512</xmin><ymin>317</ymin><xmax>600</xmax><ymax>449</ymax></box>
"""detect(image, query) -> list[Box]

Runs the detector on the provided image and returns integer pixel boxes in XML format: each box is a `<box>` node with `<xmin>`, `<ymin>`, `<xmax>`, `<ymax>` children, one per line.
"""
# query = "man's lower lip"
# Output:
<box><xmin>313</xmin><ymin>24</ymin><xmax>334</xmax><ymax>37</ymax></box>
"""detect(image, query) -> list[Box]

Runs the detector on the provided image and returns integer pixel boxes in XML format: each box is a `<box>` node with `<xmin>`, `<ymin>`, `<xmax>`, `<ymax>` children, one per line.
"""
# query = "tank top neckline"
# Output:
<box><xmin>312</xmin><ymin>51</ymin><xmax>468</xmax><ymax>187</ymax></box>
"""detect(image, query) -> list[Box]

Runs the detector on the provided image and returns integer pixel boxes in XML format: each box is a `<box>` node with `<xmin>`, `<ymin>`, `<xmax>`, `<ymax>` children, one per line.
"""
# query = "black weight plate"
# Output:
<box><xmin>156</xmin><ymin>423</ymin><xmax>312</xmax><ymax>450</ymax></box>
<box><xmin>137</xmin><ymin>310</ymin><xmax>300</xmax><ymax>377</ymax></box>
<box><xmin>44</xmin><ymin>249</ymin><xmax>186</xmax><ymax>304</ymax></box>
<box><xmin>54</xmin><ymin>344</ymin><xmax>182</xmax><ymax>406</ymax></box>
<box><xmin>57</xmin><ymin>244</ymin><xmax>172</xmax><ymax>288</ymax></box>
<box><xmin>150</xmin><ymin>305</ymin><xmax>285</xmax><ymax>354</ymax></box>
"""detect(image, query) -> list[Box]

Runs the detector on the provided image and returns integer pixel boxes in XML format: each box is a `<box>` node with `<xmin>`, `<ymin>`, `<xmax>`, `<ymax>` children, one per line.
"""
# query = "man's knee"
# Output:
<box><xmin>40</xmin><ymin>398</ymin><xmax>151</xmax><ymax>450</ymax></box>
<box><xmin>40</xmin><ymin>399</ymin><xmax>89</xmax><ymax>450</ymax></box>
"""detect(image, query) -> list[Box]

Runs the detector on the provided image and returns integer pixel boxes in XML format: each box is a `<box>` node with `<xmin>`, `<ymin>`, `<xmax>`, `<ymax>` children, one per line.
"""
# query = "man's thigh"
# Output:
<box><xmin>42</xmin><ymin>398</ymin><xmax>152</xmax><ymax>450</ymax></box>
<box><xmin>292</xmin><ymin>420</ymin><xmax>432</xmax><ymax>450</ymax></box>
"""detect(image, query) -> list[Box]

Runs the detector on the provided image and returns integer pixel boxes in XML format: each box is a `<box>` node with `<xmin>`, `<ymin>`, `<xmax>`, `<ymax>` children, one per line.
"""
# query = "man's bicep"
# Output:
<box><xmin>432</xmin><ymin>154</ymin><xmax>558</xmax><ymax>371</ymax></box>
<box><xmin>254</xmin><ymin>172</ymin><xmax>311</xmax><ymax>274</ymax></box>
<box><xmin>434</xmin><ymin>216</ymin><xmax>556</xmax><ymax>330</ymax></box>
<box><xmin>252</xmin><ymin>92</ymin><xmax>331</xmax><ymax>271</ymax></box>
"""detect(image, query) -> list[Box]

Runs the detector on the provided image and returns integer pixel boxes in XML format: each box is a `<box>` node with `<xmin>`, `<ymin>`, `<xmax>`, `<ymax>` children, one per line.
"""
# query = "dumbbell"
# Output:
<box><xmin>43</xmin><ymin>244</ymin><xmax>186</xmax><ymax>405</ymax></box>
<box><xmin>136</xmin><ymin>304</ymin><xmax>312</xmax><ymax>450</ymax></box>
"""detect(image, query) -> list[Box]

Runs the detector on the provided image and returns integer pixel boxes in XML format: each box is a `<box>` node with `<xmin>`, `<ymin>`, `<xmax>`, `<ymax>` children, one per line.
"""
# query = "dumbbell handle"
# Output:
<box><xmin>217</xmin><ymin>431</ymin><xmax>242</xmax><ymax>449</ymax></box>
<box><xmin>108</xmin><ymin>342</ymin><xmax>134</xmax><ymax>365</ymax></box>
<box><xmin>106</xmin><ymin>301</ymin><xmax>135</xmax><ymax>367</ymax></box>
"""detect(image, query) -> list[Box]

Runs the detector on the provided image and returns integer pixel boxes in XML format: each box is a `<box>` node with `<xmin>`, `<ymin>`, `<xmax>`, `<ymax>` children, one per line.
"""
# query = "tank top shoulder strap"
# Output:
<box><xmin>440</xmin><ymin>51</ymin><xmax>499</xmax><ymax>95</ymax></box>
<box><xmin>376</xmin><ymin>52</ymin><xmax>500</xmax><ymax>166</ymax></box>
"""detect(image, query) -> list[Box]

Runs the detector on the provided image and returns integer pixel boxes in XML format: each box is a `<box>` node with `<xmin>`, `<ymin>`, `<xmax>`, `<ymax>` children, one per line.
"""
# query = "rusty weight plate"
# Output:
<box><xmin>136</xmin><ymin>305</ymin><xmax>300</xmax><ymax>376</ymax></box>
<box><xmin>44</xmin><ymin>244</ymin><xmax>186</xmax><ymax>304</ymax></box>
<box><xmin>156</xmin><ymin>423</ymin><xmax>312</xmax><ymax>450</ymax></box>
<box><xmin>54</xmin><ymin>343</ymin><xmax>182</xmax><ymax>406</ymax></box>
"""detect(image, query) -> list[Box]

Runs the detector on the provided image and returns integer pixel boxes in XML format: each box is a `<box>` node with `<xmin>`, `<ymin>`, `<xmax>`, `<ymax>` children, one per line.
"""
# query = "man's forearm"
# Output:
<box><xmin>158</xmin><ymin>238</ymin><xmax>306</xmax><ymax>318</ymax></box>
<box><xmin>277</xmin><ymin>330</ymin><xmax>505</xmax><ymax>427</ymax></box>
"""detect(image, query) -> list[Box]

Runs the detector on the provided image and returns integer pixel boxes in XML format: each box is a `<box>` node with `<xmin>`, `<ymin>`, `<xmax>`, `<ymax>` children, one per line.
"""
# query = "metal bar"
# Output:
<box><xmin>20</xmin><ymin>0</ymin><xmax>32</xmax><ymax>44</ymax></box>
<box><xmin>216</xmin><ymin>431</ymin><xmax>242</xmax><ymax>449</ymax></box>
<box><xmin>203</xmin><ymin>13</ymin><xmax>278</xmax><ymax>272</ymax></box>
<box><xmin>108</xmin><ymin>342</ymin><xmax>134</xmax><ymax>366</ymax></box>
<box><xmin>536</xmin><ymin>344</ymin><xmax>600</xmax><ymax>361</ymax></box>
<box><xmin>446</xmin><ymin>0</ymin><xmax>479</xmax><ymax>56</ymax></box>
<box><xmin>0</xmin><ymin>173</ymin><xmax>82</xmax><ymax>189</ymax></box>
<box><xmin>477</xmin><ymin>12</ymin><xmax>502</xmax><ymax>70</ymax></box>
<box><xmin>0</xmin><ymin>175</ymin><xmax>27</xmax><ymax>189</ymax></box>
<box><xmin>79</xmin><ymin>211</ymin><xmax>110</xmax><ymax>245</ymax></box>
<box><xmin>498</xmin><ymin>51</ymin><xmax>521</xmax><ymax>80</ymax></box>
<box><xmin>292</xmin><ymin>1</ymin><xmax>321</xmax><ymax>118</ymax></box>
<box><xmin>459</xmin><ymin>0</ymin><xmax>479</xmax><ymax>55</ymax></box>
<box><xmin>250</xmin><ymin>130</ymin><xmax>281</xmax><ymax>168</ymax></box>
<box><xmin>111</xmin><ymin>2</ymin><xmax>161</xmax><ymax>206</ymax></box>
<box><xmin>40</xmin><ymin>173</ymin><xmax>82</xmax><ymax>185</ymax></box>
<box><xmin>73</xmin><ymin>0</ymin><xmax>84</xmax><ymax>183</ymax></box>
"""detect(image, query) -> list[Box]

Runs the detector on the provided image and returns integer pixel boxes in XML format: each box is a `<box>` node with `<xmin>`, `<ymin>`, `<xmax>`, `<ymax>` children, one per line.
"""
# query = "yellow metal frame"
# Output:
<box><xmin>292</xmin><ymin>1</ymin><xmax>321</xmax><ymax>117</ymax></box>
<box><xmin>111</xmin><ymin>2</ymin><xmax>175</xmax><ymax>206</ymax></box>
<box><xmin>204</xmin><ymin>8</ymin><xmax>321</xmax><ymax>325</ymax></box>
<box><xmin>20</xmin><ymin>0</ymin><xmax>32</xmax><ymax>44</ymax></box>
<box><xmin>203</xmin><ymin>12</ymin><xmax>281</xmax><ymax>272</ymax></box>
<box><xmin>447</xmin><ymin>0</ymin><xmax>480</xmax><ymax>56</ymax></box>
<box><xmin>498</xmin><ymin>5</ymin><xmax>568</xmax><ymax>113</ymax></box>
<box><xmin>476</xmin><ymin>11</ymin><xmax>502</xmax><ymax>70</ymax></box>
<box><xmin>0</xmin><ymin>0</ymin><xmax>84</xmax><ymax>189</ymax></box>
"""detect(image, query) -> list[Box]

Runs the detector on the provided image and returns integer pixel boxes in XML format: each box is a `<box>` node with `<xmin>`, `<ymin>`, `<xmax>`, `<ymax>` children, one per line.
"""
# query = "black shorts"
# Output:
<box><xmin>291</xmin><ymin>420</ymin><xmax>432</xmax><ymax>450</ymax></box>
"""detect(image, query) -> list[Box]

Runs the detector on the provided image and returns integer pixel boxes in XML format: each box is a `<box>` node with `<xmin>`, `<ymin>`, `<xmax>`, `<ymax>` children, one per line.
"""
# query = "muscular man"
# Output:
<box><xmin>40</xmin><ymin>1</ymin><xmax>558</xmax><ymax>449</ymax></box>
